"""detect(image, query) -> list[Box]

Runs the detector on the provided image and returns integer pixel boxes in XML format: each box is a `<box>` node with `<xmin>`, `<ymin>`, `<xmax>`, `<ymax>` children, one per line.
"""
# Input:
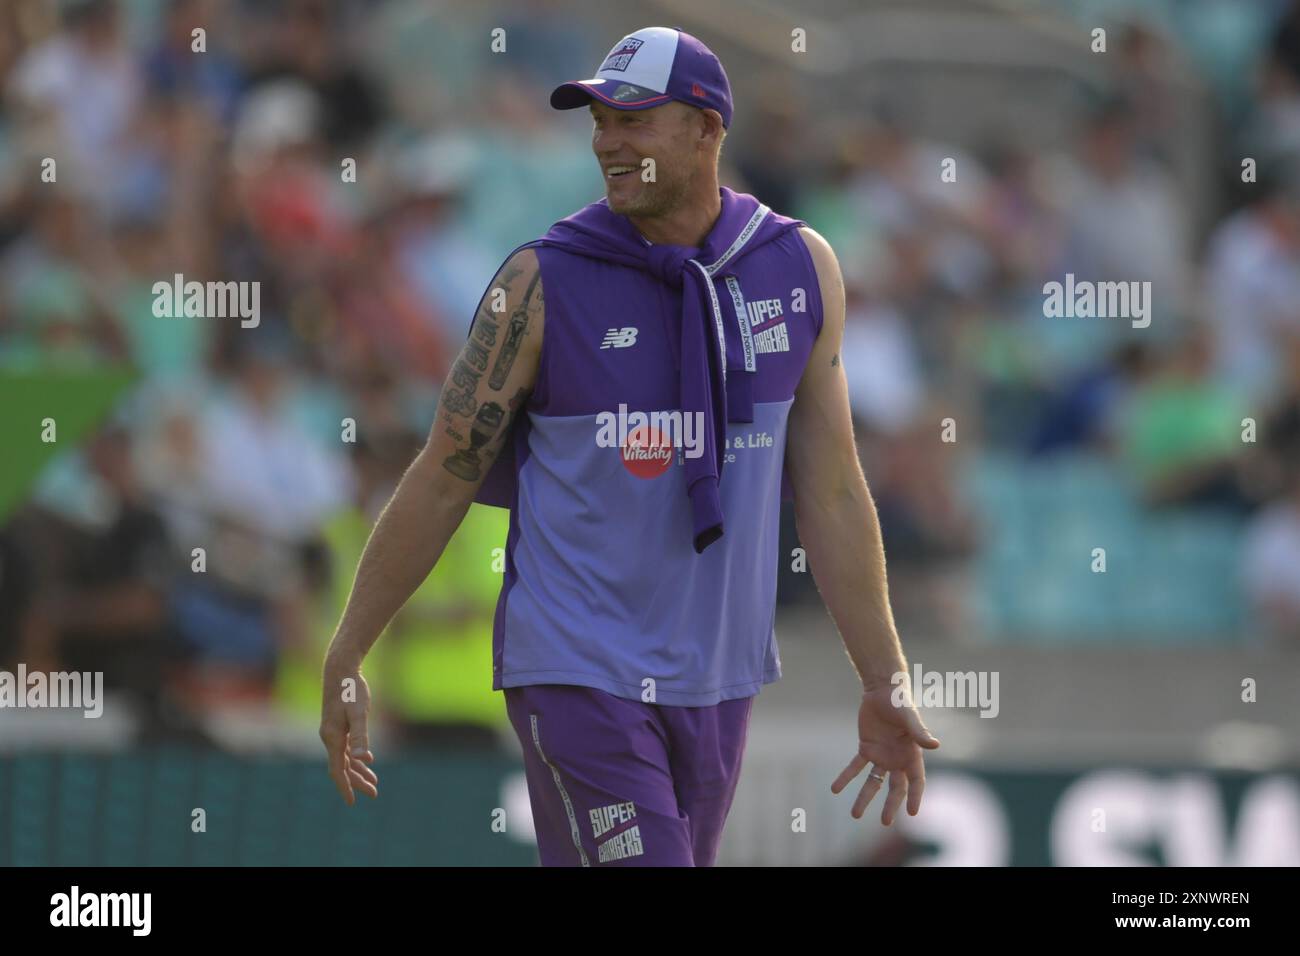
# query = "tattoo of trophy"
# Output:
<box><xmin>443</xmin><ymin>401</ymin><xmax>506</xmax><ymax>480</ymax></box>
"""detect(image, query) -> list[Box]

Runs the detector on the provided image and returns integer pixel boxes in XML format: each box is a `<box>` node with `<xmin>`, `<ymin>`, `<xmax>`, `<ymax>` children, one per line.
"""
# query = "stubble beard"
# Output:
<box><xmin>609</xmin><ymin>160</ymin><xmax>693</xmax><ymax>219</ymax></box>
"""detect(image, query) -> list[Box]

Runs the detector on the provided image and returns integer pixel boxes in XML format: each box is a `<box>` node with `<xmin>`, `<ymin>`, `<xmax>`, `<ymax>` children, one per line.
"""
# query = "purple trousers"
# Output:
<box><xmin>504</xmin><ymin>684</ymin><xmax>754</xmax><ymax>866</ymax></box>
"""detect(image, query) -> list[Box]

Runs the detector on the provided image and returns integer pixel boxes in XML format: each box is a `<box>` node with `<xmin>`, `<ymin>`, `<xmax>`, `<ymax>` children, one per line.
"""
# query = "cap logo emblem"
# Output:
<box><xmin>601</xmin><ymin>36</ymin><xmax>644</xmax><ymax>72</ymax></box>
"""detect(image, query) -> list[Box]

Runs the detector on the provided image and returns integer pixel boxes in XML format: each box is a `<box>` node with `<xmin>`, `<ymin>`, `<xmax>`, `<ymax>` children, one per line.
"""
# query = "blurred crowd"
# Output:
<box><xmin>0</xmin><ymin>0</ymin><xmax>1298</xmax><ymax>744</ymax></box>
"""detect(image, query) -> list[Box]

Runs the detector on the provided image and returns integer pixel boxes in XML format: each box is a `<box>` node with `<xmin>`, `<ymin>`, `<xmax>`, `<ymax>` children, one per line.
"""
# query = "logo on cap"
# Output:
<box><xmin>691</xmin><ymin>83</ymin><xmax>706</xmax><ymax>99</ymax></box>
<box><xmin>601</xmin><ymin>37</ymin><xmax>643</xmax><ymax>73</ymax></box>
<box><xmin>612</xmin><ymin>84</ymin><xmax>643</xmax><ymax>102</ymax></box>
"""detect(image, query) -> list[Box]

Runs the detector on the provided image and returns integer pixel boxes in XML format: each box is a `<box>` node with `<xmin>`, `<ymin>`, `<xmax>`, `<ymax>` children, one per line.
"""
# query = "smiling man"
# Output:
<box><xmin>320</xmin><ymin>25</ymin><xmax>939</xmax><ymax>867</ymax></box>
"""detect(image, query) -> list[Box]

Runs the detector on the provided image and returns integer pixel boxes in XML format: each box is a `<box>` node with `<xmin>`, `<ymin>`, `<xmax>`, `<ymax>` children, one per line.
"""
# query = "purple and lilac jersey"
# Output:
<box><xmin>477</xmin><ymin>190</ymin><xmax>822</xmax><ymax>706</ymax></box>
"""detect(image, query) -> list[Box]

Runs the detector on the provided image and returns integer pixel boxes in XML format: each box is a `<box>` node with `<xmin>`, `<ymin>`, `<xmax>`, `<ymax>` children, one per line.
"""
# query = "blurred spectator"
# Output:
<box><xmin>862</xmin><ymin>414</ymin><xmax>979</xmax><ymax>639</ymax></box>
<box><xmin>142</xmin><ymin>0</ymin><xmax>242</xmax><ymax>125</ymax></box>
<box><xmin>196</xmin><ymin>335</ymin><xmax>351</xmax><ymax>541</ymax></box>
<box><xmin>8</xmin><ymin>0</ymin><xmax>142</xmax><ymax>217</ymax></box>
<box><xmin>0</xmin><ymin>193</ymin><xmax>124</xmax><ymax>367</ymax></box>
<box><xmin>1114</xmin><ymin>21</ymin><xmax>1182</xmax><ymax>164</ymax></box>
<box><xmin>974</xmin><ymin>143</ymin><xmax>1064</xmax><ymax>288</ymax></box>
<box><xmin>330</xmin><ymin>180</ymin><xmax>460</xmax><ymax>381</ymax></box>
<box><xmin>1029</xmin><ymin>341</ymin><xmax>1153</xmax><ymax>457</ymax></box>
<box><xmin>1045</xmin><ymin>96</ymin><xmax>1193</xmax><ymax>319</ymax></box>
<box><xmin>1255</xmin><ymin>0</ymin><xmax>1300</xmax><ymax>158</ymax></box>
<box><xmin>840</xmin><ymin>269</ymin><xmax>925</xmax><ymax>435</ymax></box>
<box><xmin>734</xmin><ymin>97</ymin><xmax>809</xmax><ymax>214</ymax></box>
<box><xmin>103</xmin><ymin>213</ymin><xmax>212</xmax><ymax>380</ymax></box>
<box><xmin>1203</xmin><ymin>160</ymin><xmax>1300</xmax><ymax>399</ymax></box>
<box><xmin>1242</xmin><ymin>333</ymin><xmax>1300</xmax><ymax>501</ymax></box>
<box><xmin>387</xmin><ymin>134</ymin><xmax>500</xmax><ymax>341</ymax></box>
<box><xmin>1272</xmin><ymin>0</ymin><xmax>1300</xmax><ymax>86</ymax></box>
<box><xmin>1241</xmin><ymin>468</ymin><xmax>1300</xmax><ymax>642</ymax></box>
<box><xmin>11</xmin><ymin>425</ymin><xmax>194</xmax><ymax>738</ymax></box>
<box><xmin>1118</xmin><ymin>325</ymin><xmax>1250</xmax><ymax>511</ymax></box>
<box><xmin>242</xmin><ymin>0</ymin><xmax>383</xmax><ymax>151</ymax></box>
<box><xmin>127</xmin><ymin>334</ymin><xmax>349</xmax><ymax>711</ymax></box>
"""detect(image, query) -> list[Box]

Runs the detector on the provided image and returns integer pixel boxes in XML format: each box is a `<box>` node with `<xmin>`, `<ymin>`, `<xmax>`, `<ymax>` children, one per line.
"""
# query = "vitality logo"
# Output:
<box><xmin>595</xmin><ymin>404</ymin><xmax>705</xmax><ymax>479</ymax></box>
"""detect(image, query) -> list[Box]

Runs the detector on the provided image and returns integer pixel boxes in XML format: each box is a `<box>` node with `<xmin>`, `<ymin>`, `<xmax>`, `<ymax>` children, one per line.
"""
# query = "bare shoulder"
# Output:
<box><xmin>500</xmin><ymin>245</ymin><xmax>540</xmax><ymax>278</ymax></box>
<box><xmin>427</xmin><ymin>246</ymin><xmax>546</xmax><ymax>486</ymax></box>
<box><xmin>469</xmin><ymin>246</ymin><xmax>545</xmax><ymax>359</ymax></box>
<box><xmin>797</xmin><ymin>225</ymin><xmax>845</xmax><ymax>341</ymax></box>
<box><xmin>797</xmin><ymin>225</ymin><xmax>842</xmax><ymax>285</ymax></box>
<box><xmin>487</xmin><ymin>247</ymin><xmax>544</xmax><ymax>315</ymax></box>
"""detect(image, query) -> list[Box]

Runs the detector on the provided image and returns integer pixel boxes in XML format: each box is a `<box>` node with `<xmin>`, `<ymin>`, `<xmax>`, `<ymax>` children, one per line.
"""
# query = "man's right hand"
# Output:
<box><xmin>319</xmin><ymin>656</ymin><xmax>380</xmax><ymax>806</ymax></box>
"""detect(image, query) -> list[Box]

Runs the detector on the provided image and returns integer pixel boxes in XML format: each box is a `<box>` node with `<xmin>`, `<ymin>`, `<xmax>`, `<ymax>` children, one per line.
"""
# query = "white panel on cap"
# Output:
<box><xmin>593</xmin><ymin>26</ymin><xmax>679</xmax><ymax>94</ymax></box>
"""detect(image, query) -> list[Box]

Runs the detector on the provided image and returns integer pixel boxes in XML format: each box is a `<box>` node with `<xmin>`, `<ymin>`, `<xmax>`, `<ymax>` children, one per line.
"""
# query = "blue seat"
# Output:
<box><xmin>967</xmin><ymin>451</ymin><xmax>1246</xmax><ymax>643</ymax></box>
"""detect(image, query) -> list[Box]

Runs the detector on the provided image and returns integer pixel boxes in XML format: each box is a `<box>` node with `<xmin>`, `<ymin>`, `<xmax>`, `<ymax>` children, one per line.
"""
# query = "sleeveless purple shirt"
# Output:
<box><xmin>472</xmin><ymin>188</ymin><xmax>822</xmax><ymax>705</ymax></box>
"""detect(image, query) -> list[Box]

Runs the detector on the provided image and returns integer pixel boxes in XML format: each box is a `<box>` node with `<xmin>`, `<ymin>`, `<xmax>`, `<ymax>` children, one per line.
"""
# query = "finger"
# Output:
<box><xmin>335</xmin><ymin>747</ymin><xmax>355</xmax><ymax>805</ymax></box>
<box><xmin>347</xmin><ymin>756</ymin><xmax>379</xmax><ymax>788</ymax></box>
<box><xmin>322</xmin><ymin>729</ymin><xmax>355</xmax><ymax>806</ymax></box>
<box><xmin>347</xmin><ymin>713</ymin><xmax>371</xmax><ymax>760</ymax></box>
<box><xmin>906</xmin><ymin>759</ymin><xmax>926</xmax><ymax>816</ymax></box>
<box><xmin>851</xmin><ymin>766</ymin><xmax>886</xmax><ymax>818</ymax></box>
<box><xmin>349</xmin><ymin>748</ymin><xmax>376</xmax><ymax>765</ymax></box>
<box><xmin>881</xmin><ymin>772</ymin><xmax>908</xmax><ymax>826</ymax></box>
<box><xmin>831</xmin><ymin>753</ymin><xmax>867</xmax><ymax>794</ymax></box>
<box><xmin>832</xmin><ymin>738</ymin><xmax>895</xmax><ymax>792</ymax></box>
<box><xmin>904</xmin><ymin>708</ymin><xmax>940</xmax><ymax>749</ymax></box>
<box><xmin>346</xmin><ymin>767</ymin><xmax>379</xmax><ymax>799</ymax></box>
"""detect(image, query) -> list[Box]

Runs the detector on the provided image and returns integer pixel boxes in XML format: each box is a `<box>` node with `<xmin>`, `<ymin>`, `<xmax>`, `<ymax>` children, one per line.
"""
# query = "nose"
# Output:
<box><xmin>592</xmin><ymin>123</ymin><xmax>622</xmax><ymax>157</ymax></box>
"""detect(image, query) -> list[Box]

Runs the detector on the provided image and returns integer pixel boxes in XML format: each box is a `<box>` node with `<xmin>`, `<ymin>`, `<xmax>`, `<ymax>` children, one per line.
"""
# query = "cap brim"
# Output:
<box><xmin>550</xmin><ymin>79</ymin><xmax>672</xmax><ymax>112</ymax></box>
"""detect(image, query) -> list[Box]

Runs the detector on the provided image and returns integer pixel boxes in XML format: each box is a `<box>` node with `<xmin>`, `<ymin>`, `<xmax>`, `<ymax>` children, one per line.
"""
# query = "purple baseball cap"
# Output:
<box><xmin>550</xmin><ymin>26</ymin><xmax>734</xmax><ymax>129</ymax></box>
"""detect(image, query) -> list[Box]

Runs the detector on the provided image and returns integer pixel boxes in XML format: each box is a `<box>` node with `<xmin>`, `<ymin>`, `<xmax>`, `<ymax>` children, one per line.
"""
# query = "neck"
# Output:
<box><xmin>628</xmin><ymin>175</ymin><xmax>723</xmax><ymax>248</ymax></box>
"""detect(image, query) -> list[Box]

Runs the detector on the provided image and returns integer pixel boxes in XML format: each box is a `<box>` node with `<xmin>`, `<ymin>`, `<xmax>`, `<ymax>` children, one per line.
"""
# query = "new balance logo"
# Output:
<box><xmin>600</xmin><ymin>327</ymin><xmax>638</xmax><ymax>349</ymax></box>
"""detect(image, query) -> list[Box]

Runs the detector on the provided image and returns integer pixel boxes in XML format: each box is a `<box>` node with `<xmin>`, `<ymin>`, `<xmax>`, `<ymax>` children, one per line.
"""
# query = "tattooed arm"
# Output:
<box><xmin>327</xmin><ymin>248</ymin><xmax>543</xmax><ymax>664</ymax></box>
<box><xmin>320</xmin><ymin>249</ymin><xmax>543</xmax><ymax>805</ymax></box>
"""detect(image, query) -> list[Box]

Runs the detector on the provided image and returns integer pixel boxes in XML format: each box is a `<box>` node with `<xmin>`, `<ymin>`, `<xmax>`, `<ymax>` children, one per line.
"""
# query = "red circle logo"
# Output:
<box><xmin>621</xmin><ymin>425</ymin><xmax>674</xmax><ymax>479</ymax></box>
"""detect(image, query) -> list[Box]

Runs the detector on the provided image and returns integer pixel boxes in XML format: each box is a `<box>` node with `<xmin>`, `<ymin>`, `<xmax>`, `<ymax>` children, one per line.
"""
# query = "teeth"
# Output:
<box><xmin>607</xmin><ymin>166</ymin><xmax>635</xmax><ymax>175</ymax></box>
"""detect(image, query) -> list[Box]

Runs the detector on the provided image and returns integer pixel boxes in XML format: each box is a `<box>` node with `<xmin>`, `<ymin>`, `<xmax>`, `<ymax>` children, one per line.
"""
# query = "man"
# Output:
<box><xmin>321</xmin><ymin>26</ymin><xmax>939</xmax><ymax>867</ymax></box>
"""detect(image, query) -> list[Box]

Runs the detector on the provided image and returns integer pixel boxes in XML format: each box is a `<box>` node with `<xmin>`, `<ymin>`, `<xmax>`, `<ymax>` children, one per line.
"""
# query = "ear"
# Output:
<box><xmin>697</xmin><ymin>107</ymin><xmax>725</xmax><ymax>150</ymax></box>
